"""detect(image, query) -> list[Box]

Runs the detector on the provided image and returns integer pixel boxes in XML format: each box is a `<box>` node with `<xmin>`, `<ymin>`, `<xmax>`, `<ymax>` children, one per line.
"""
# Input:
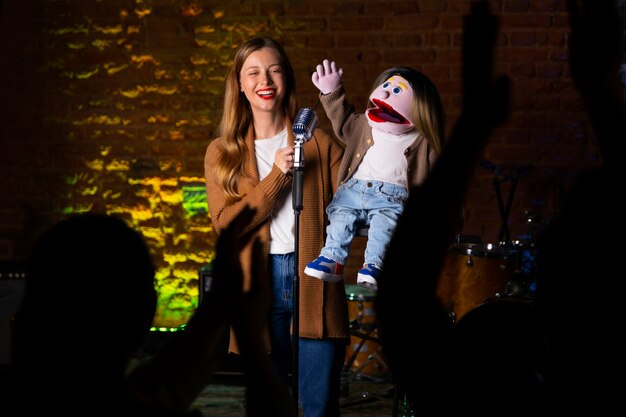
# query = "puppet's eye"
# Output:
<box><xmin>382</xmin><ymin>81</ymin><xmax>391</xmax><ymax>89</ymax></box>
<box><xmin>392</xmin><ymin>86</ymin><xmax>402</xmax><ymax>95</ymax></box>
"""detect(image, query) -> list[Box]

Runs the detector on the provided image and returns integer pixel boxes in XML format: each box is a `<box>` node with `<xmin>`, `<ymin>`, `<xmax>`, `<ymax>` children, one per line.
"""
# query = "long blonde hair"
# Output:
<box><xmin>214</xmin><ymin>37</ymin><xmax>298</xmax><ymax>202</ymax></box>
<box><xmin>368</xmin><ymin>67</ymin><xmax>444</xmax><ymax>155</ymax></box>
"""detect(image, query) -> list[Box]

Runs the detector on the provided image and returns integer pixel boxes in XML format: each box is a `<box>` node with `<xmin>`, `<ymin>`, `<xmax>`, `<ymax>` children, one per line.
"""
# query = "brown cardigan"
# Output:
<box><xmin>204</xmin><ymin>123</ymin><xmax>350</xmax><ymax>352</ymax></box>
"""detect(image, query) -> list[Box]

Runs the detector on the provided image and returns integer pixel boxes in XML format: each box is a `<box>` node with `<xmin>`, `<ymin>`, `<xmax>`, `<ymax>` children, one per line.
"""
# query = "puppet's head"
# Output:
<box><xmin>366</xmin><ymin>67</ymin><xmax>444</xmax><ymax>153</ymax></box>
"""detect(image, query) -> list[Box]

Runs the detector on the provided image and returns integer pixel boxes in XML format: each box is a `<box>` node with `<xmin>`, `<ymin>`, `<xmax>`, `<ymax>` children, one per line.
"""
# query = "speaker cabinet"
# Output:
<box><xmin>198</xmin><ymin>263</ymin><xmax>213</xmax><ymax>305</ymax></box>
<box><xmin>0</xmin><ymin>262</ymin><xmax>27</xmax><ymax>364</ymax></box>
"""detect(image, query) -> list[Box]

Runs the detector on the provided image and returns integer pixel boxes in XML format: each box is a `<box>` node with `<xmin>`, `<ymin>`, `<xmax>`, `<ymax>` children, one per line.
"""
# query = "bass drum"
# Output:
<box><xmin>452</xmin><ymin>296</ymin><xmax>545</xmax><ymax>396</ymax></box>
<box><xmin>436</xmin><ymin>243</ymin><xmax>516</xmax><ymax>322</ymax></box>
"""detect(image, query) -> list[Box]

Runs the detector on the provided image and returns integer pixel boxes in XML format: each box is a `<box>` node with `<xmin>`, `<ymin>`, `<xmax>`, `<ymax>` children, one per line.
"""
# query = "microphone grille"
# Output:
<box><xmin>292</xmin><ymin>107</ymin><xmax>318</xmax><ymax>141</ymax></box>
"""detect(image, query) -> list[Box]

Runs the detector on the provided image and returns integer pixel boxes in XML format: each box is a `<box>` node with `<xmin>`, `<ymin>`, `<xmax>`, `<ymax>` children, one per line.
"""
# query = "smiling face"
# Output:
<box><xmin>366</xmin><ymin>75</ymin><xmax>416</xmax><ymax>135</ymax></box>
<box><xmin>239</xmin><ymin>46</ymin><xmax>285</xmax><ymax>117</ymax></box>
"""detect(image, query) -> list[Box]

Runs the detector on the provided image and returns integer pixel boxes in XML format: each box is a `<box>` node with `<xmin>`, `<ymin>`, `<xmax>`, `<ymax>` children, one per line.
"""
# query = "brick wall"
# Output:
<box><xmin>0</xmin><ymin>0</ymin><xmax>616</xmax><ymax>326</ymax></box>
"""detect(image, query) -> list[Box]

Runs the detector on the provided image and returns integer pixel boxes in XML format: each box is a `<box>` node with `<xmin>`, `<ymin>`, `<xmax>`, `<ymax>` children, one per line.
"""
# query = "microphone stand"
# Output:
<box><xmin>291</xmin><ymin>137</ymin><xmax>305</xmax><ymax>410</ymax></box>
<box><xmin>493</xmin><ymin>164</ymin><xmax>533</xmax><ymax>245</ymax></box>
<box><xmin>493</xmin><ymin>174</ymin><xmax>516</xmax><ymax>245</ymax></box>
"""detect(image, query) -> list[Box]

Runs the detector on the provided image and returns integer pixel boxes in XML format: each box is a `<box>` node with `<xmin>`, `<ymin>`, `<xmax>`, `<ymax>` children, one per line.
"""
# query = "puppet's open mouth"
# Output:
<box><xmin>367</xmin><ymin>99</ymin><xmax>409</xmax><ymax>124</ymax></box>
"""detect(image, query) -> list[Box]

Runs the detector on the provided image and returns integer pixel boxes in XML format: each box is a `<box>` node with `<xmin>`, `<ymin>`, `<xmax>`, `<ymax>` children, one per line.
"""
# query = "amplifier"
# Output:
<box><xmin>198</xmin><ymin>263</ymin><xmax>213</xmax><ymax>305</ymax></box>
<box><xmin>0</xmin><ymin>261</ymin><xmax>28</xmax><ymax>364</ymax></box>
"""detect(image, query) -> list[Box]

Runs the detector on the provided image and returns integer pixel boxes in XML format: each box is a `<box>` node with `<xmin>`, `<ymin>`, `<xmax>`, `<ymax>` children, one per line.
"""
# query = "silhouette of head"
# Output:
<box><xmin>13</xmin><ymin>213</ymin><xmax>157</xmax><ymax>378</ymax></box>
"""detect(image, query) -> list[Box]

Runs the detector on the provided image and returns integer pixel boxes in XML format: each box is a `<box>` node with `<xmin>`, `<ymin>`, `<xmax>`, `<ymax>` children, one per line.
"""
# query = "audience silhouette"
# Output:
<box><xmin>126</xmin><ymin>206</ymin><xmax>296</xmax><ymax>417</ymax></box>
<box><xmin>3</xmin><ymin>208</ymin><xmax>293</xmax><ymax>417</ymax></box>
<box><xmin>533</xmin><ymin>0</ymin><xmax>626</xmax><ymax>414</ymax></box>
<box><xmin>3</xmin><ymin>213</ymin><xmax>187</xmax><ymax>416</ymax></box>
<box><xmin>376</xmin><ymin>0</ymin><xmax>625</xmax><ymax>415</ymax></box>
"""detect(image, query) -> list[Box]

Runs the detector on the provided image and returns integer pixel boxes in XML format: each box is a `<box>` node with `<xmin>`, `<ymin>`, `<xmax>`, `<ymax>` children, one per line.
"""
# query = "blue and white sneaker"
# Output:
<box><xmin>304</xmin><ymin>256</ymin><xmax>344</xmax><ymax>282</ymax></box>
<box><xmin>357</xmin><ymin>263</ymin><xmax>380</xmax><ymax>291</ymax></box>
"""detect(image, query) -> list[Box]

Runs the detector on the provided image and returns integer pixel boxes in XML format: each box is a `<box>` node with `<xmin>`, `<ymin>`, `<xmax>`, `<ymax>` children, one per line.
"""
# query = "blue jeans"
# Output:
<box><xmin>321</xmin><ymin>178</ymin><xmax>408</xmax><ymax>266</ymax></box>
<box><xmin>268</xmin><ymin>253</ymin><xmax>345</xmax><ymax>417</ymax></box>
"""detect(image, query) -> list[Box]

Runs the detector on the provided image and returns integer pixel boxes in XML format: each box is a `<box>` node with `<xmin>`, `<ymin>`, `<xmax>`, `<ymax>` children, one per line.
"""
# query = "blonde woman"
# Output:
<box><xmin>204</xmin><ymin>37</ymin><xmax>348</xmax><ymax>417</ymax></box>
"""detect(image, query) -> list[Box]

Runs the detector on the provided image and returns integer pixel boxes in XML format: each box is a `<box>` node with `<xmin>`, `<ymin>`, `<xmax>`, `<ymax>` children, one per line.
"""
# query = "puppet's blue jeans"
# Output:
<box><xmin>320</xmin><ymin>178</ymin><xmax>408</xmax><ymax>267</ymax></box>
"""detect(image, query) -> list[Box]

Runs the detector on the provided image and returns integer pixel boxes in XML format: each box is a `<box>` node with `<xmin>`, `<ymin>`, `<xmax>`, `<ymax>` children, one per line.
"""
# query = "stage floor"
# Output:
<box><xmin>191</xmin><ymin>374</ymin><xmax>399</xmax><ymax>417</ymax></box>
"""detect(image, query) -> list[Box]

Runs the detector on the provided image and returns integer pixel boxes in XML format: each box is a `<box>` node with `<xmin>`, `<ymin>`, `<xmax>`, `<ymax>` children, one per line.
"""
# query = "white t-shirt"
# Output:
<box><xmin>255</xmin><ymin>129</ymin><xmax>295</xmax><ymax>254</ymax></box>
<box><xmin>353</xmin><ymin>130</ymin><xmax>417</xmax><ymax>188</ymax></box>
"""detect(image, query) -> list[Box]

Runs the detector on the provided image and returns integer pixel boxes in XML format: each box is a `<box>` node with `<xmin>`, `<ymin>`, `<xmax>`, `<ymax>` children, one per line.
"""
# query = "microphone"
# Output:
<box><xmin>292</xmin><ymin>107</ymin><xmax>318</xmax><ymax>143</ymax></box>
<box><xmin>292</xmin><ymin>108</ymin><xmax>317</xmax><ymax>211</ymax></box>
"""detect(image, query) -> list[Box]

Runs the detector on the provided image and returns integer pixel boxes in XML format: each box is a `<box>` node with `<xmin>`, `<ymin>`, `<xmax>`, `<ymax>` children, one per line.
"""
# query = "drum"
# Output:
<box><xmin>453</xmin><ymin>297</ymin><xmax>544</xmax><ymax>383</ymax></box>
<box><xmin>436</xmin><ymin>243</ymin><xmax>516</xmax><ymax>323</ymax></box>
<box><xmin>343</xmin><ymin>284</ymin><xmax>388</xmax><ymax>379</ymax></box>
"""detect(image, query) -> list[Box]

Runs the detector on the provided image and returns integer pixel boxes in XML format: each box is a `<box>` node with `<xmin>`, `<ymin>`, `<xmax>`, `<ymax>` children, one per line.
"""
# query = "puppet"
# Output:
<box><xmin>304</xmin><ymin>60</ymin><xmax>444</xmax><ymax>291</ymax></box>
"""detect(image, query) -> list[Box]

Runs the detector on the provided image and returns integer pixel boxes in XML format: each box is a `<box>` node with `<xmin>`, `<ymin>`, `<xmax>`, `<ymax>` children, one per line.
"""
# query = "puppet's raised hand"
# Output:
<box><xmin>311</xmin><ymin>59</ymin><xmax>343</xmax><ymax>94</ymax></box>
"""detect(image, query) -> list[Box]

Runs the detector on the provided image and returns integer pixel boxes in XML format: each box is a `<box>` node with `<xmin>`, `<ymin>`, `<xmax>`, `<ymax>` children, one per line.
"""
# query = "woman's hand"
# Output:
<box><xmin>274</xmin><ymin>145</ymin><xmax>295</xmax><ymax>174</ymax></box>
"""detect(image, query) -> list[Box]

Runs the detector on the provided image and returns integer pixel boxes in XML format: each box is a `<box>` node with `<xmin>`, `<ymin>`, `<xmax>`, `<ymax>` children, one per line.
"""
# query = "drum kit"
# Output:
<box><xmin>342</xmin><ymin>235</ymin><xmax>539</xmax><ymax>378</ymax></box>
<box><xmin>342</xmin><ymin>160</ymin><xmax>546</xmax><ymax>380</ymax></box>
<box><xmin>437</xmin><ymin>160</ymin><xmax>543</xmax><ymax>323</ymax></box>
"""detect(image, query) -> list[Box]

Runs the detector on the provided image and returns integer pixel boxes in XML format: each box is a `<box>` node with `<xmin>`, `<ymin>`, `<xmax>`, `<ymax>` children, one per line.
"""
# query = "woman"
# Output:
<box><xmin>203</xmin><ymin>37</ymin><xmax>349</xmax><ymax>417</ymax></box>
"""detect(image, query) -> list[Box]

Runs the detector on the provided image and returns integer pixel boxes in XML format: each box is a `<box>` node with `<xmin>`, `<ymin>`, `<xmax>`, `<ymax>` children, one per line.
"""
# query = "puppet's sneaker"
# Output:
<box><xmin>357</xmin><ymin>263</ymin><xmax>380</xmax><ymax>291</ymax></box>
<box><xmin>304</xmin><ymin>256</ymin><xmax>344</xmax><ymax>282</ymax></box>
